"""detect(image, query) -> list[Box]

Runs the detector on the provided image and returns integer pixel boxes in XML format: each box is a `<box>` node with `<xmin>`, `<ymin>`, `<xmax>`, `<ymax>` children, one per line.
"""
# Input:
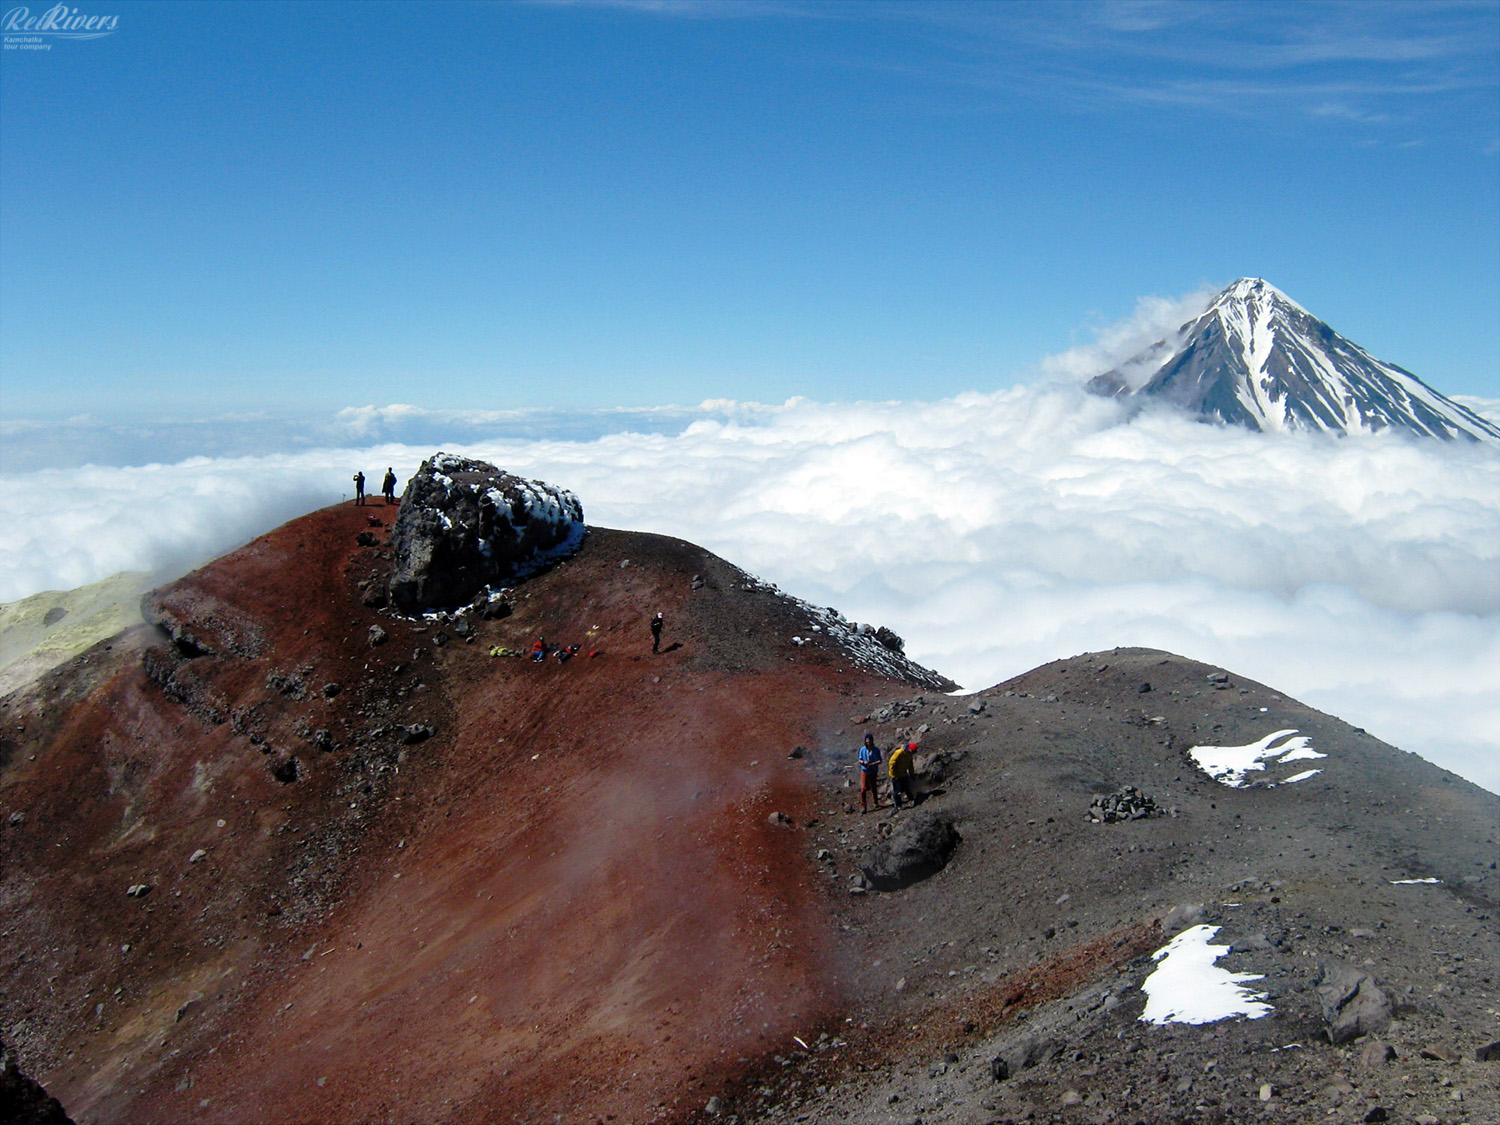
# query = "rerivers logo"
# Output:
<box><xmin>3</xmin><ymin>4</ymin><xmax>119</xmax><ymax>49</ymax></box>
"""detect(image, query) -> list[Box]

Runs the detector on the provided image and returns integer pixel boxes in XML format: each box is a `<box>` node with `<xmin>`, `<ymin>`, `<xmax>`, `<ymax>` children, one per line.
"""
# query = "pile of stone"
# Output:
<box><xmin>1087</xmin><ymin>785</ymin><xmax>1164</xmax><ymax>823</ymax></box>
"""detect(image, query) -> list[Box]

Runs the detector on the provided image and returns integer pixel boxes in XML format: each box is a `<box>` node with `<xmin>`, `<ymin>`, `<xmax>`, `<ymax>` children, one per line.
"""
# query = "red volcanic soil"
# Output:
<box><xmin>0</xmin><ymin>503</ymin><xmax>920</xmax><ymax>1124</ymax></box>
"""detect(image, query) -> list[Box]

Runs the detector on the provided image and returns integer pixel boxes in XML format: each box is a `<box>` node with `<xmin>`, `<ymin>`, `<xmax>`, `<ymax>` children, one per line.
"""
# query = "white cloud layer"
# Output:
<box><xmin>4</xmin><ymin>380</ymin><xmax>1497</xmax><ymax>794</ymax></box>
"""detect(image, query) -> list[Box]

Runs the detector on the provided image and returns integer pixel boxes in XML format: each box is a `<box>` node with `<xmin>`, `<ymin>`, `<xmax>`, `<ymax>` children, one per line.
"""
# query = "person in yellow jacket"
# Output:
<box><xmin>887</xmin><ymin>740</ymin><xmax>916</xmax><ymax>811</ymax></box>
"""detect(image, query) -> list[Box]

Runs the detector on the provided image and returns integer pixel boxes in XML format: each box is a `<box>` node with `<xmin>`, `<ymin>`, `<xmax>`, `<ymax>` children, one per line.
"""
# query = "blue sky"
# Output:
<box><xmin>2</xmin><ymin>0</ymin><xmax>1498</xmax><ymax>422</ymax></box>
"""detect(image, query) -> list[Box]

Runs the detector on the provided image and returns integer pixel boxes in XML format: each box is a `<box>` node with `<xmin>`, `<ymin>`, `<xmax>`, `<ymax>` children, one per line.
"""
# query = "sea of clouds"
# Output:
<box><xmin>3</xmin><ymin>299</ymin><xmax>1497</xmax><ymax>793</ymax></box>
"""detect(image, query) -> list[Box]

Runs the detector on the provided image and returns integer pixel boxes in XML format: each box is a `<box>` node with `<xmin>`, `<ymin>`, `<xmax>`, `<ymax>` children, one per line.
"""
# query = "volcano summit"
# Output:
<box><xmin>1088</xmin><ymin>278</ymin><xmax>1499</xmax><ymax>442</ymax></box>
<box><xmin>1</xmin><ymin>471</ymin><xmax>1497</xmax><ymax>1125</ymax></box>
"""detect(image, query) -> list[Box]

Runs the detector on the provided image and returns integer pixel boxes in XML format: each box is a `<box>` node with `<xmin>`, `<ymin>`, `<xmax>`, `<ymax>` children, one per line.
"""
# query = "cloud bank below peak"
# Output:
<box><xmin>2</xmin><ymin>376</ymin><xmax>1497</xmax><ymax>794</ymax></box>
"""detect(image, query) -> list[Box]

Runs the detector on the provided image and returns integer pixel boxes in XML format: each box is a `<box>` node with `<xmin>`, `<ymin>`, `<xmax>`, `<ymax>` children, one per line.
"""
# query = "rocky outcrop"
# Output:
<box><xmin>141</xmin><ymin>587</ymin><xmax>266</xmax><ymax>659</ymax></box>
<box><xmin>387</xmin><ymin>454</ymin><xmax>585</xmax><ymax>614</ymax></box>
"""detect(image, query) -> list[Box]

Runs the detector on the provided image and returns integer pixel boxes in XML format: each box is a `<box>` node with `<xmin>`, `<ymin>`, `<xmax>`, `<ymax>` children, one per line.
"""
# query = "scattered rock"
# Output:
<box><xmin>858</xmin><ymin>811</ymin><xmax>960</xmax><ymax>891</ymax></box>
<box><xmin>7</xmin><ymin>811</ymin><xmax>23</xmax><ymax>827</ymax></box>
<box><xmin>387</xmin><ymin>453</ymin><xmax>585</xmax><ymax>613</ymax></box>
<box><xmin>322</xmin><ymin>682</ymin><xmax>342</xmax><ymax>698</ymax></box>
<box><xmin>1476</xmin><ymin>1039</ymin><xmax>1500</xmax><ymax>1062</ymax></box>
<box><xmin>470</xmin><ymin>588</ymin><xmax>512</xmax><ymax>619</ymax></box>
<box><xmin>704</xmin><ymin>1095</ymin><xmax>723</xmax><ymax>1116</ymax></box>
<box><xmin>967</xmin><ymin>698</ymin><xmax>986</xmax><ymax>714</ymax></box>
<box><xmin>361</xmin><ymin>587</ymin><xmax>388</xmax><ymax>608</ymax></box>
<box><xmin>1419</xmin><ymin>1043</ymin><xmax>1461</xmax><ymax>1063</ymax></box>
<box><xmin>42</xmin><ymin>606</ymin><xmax>67</xmax><ymax>627</ymax></box>
<box><xmin>994</xmin><ymin>1035</ymin><xmax>1065</xmax><ymax>1078</ymax></box>
<box><xmin>266</xmin><ymin>670</ymin><xmax>306</xmax><ymax>698</ymax></box>
<box><xmin>368</xmin><ymin>625</ymin><xmax>388</xmax><ymax>647</ymax></box>
<box><xmin>1363</xmin><ymin>1108</ymin><xmax>1390</xmax><ymax>1123</ymax></box>
<box><xmin>768</xmin><ymin>812</ymin><xmax>794</xmax><ymax>828</ymax></box>
<box><xmin>126</xmin><ymin>884</ymin><xmax>151</xmax><ymax>898</ymax></box>
<box><xmin>989</xmin><ymin>1056</ymin><xmax>1010</xmax><ymax>1082</ymax></box>
<box><xmin>1137</xmin><ymin>681</ymin><xmax>1152</xmax><ymax>693</ymax></box>
<box><xmin>787</xmin><ymin>746</ymin><xmax>805</xmax><ymax>760</ymax></box>
<box><xmin>269</xmin><ymin>756</ymin><xmax>300</xmax><ymax>784</ymax></box>
<box><xmin>1315</xmin><ymin>960</ymin><xmax>1392</xmax><ymax>1044</ymax></box>
<box><xmin>402</xmin><ymin>724</ymin><xmax>435</xmax><ymax>745</ymax></box>
<box><xmin>1258</xmin><ymin>1082</ymin><xmax>1275</xmax><ymax>1101</ymax></box>
<box><xmin>872</xmin><ymin>625</ymin><xmax>905</xmax><ymax>654</ymax></box>
<box><xmin>1359</xmin><ymin>1041</ymin><xmax>1396</xmax><ymax>1067</ymax></box>
<box><xmin>188</xmin><ymin>848</ymin><xmax>207</xmax><ymax>864</ymax></box>
<box><xmin>355</xmin><ymin>531</ymin><xmax>379</xmax><ymax>547</ymax></box>
<box><xmin>866</xmin><ymin>697</ymin><xmax>927</xmax><ymax>725</ymax></box>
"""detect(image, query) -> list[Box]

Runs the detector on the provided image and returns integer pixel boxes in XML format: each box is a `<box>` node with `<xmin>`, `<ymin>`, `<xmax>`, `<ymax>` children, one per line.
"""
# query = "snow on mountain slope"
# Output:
<box><xmin>1089</xmin><ymin>278</ymin><xmax>1500</xmax><ymax>441</ymax></box>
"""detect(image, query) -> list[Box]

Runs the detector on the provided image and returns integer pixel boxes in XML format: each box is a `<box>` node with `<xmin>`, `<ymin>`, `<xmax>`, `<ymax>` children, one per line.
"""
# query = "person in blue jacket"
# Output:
<box><xmin>857</xmin><ymin>733</ymin><xmax>883</xmax><ymax>813</ymax></box>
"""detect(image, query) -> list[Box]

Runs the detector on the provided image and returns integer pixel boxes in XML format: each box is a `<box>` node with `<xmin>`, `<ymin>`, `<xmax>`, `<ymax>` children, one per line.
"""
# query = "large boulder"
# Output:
<box><xmin>859</xmin><ymin>811</ymin><xmax>961</xmax><ymax>891</ymax></box>
<box><xmin>387</xmin><ymin>454</ymin><xmax>585</xmax><ymax>614</ymax></box>
<box><xmin>1315</xmin><ymin>960</ymin><xmax>1392</xmax><ymax>1045</ymax></box>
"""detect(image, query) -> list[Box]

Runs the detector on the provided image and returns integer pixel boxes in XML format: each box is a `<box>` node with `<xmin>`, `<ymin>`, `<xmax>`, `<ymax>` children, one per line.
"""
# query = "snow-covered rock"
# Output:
<box><xmin>387</xmin><ymin>453</ymin><xmax>585</xmax><ymax>613</ymax></box>
<box><xmin>1089</xmin><ymin>278</ymin><xmax>1500</xmax><ymax>441</ymax></box>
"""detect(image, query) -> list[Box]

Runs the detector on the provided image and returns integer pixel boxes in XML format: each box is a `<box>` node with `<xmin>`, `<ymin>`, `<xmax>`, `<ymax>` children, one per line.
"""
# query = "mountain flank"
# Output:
<box><xmin>1089</xmin><ymin>278</ymin><xmax>1500</xmax><ymax>441</ymax></box>
<box><xmin>1</xmin><ymin>493</ymin><xmax>1496</xmax><ymax>1125</ymax></box>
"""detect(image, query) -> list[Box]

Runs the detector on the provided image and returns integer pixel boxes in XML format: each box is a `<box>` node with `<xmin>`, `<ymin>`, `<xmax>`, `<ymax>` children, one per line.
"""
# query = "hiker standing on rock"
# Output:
<box><xmin>352</xmin><ymin>471</ymin><xmax>366</xmax><ymax>506</ymax></box>
<box><xmin>857</xmin><ymin>733</ymin><xmax>883</xmax><ymax>813</ymax></box>
<box><xmin>888</xmin><ymin>740</ymin><xmax>915</xmax><ymax>812</ymax></box>
<box><xmin>382</xmin><ymin>467</ymin><xmax>397</xmax><ymax>505</ymax></box>
<box><xmin>650</xmin><ymin>612</ymin><xmax>664</xmax><ymax>654</ymax></box>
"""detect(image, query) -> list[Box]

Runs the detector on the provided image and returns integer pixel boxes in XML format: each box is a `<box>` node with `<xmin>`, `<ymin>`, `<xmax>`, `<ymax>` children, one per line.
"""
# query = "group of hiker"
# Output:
<box><xmin>522</xmin><ymin>611</ymin><xmax>668</xmax><ymax>665</ymax></box>
<box><xmin>528</xmin><ymin>638</ymin><xmax>584</xmax><ymax>664</ymax></box>
<box><xmin>857</xmin><ymin>732</ymin><xmax>917</xmax><ymax>814</ymax></box>
<box><xmin>352</xmin><ymin>468</ymin><xmax>399</xmax><ymax>506</ymax></box>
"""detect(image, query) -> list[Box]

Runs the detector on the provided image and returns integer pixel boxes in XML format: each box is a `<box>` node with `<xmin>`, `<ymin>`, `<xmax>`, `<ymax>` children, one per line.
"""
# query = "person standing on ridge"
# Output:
<box><xmin>650</xmin><ymin>612</ymin><xmax>664</xmax><ymax>654</ymax></box>
<box><xmin>352</xmin><ymin>470</ymin><xmax>366</xmax><ymax>506</ymax></box>
<box><xmin>382</xmin><ymin>467</ymin><xmax>397</xmax><ymax>505</ymax></box>
<box><xmin>857</xmin><ymin>733</ymin><xmax>883</xmax><ymax>813</ymax></box>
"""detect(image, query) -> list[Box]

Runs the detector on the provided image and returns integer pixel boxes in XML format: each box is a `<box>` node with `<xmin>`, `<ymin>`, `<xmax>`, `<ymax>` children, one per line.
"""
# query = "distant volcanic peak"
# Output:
<box><xmin>388</xmin><ymin>453</ymin><xmax>585</xmax><ymax>613</ymax></box>
<box><xmin>1090</xmin><ymin>279</ymin><xmax>1500</xmax><ymax>442</ymax></box>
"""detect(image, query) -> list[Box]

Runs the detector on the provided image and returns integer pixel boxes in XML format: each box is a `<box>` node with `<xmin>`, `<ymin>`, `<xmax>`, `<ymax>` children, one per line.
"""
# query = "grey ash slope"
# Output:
<box><xmin>715</xmin><ymin>648</ymin><xmax>1499</xmax><ymax>1125</ymax></box>
<box><xmin>1089</xmin><ymin>279</ymin><xmax>1500</xmax><ymax>441</ymax></box>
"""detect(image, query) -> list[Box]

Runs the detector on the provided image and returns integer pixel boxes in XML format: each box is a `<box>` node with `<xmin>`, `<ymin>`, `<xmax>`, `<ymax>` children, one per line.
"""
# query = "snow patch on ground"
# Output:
<box><xmin>1141</xmin><ymin>924</ymin><xmax>1273</xmax><ymax>1026</ymax></box>
<box><xmin>1188</xmin><ymin>729</ymin><xmax>1327</xmax><ymax>788</ymax></box>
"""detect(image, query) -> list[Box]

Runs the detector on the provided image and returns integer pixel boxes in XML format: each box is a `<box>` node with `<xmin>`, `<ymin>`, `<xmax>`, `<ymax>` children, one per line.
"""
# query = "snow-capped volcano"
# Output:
<box><xmin>1089</xmin><ymin>278</ymin><xmax>1499</xmax><ymax>441</ymax></box>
